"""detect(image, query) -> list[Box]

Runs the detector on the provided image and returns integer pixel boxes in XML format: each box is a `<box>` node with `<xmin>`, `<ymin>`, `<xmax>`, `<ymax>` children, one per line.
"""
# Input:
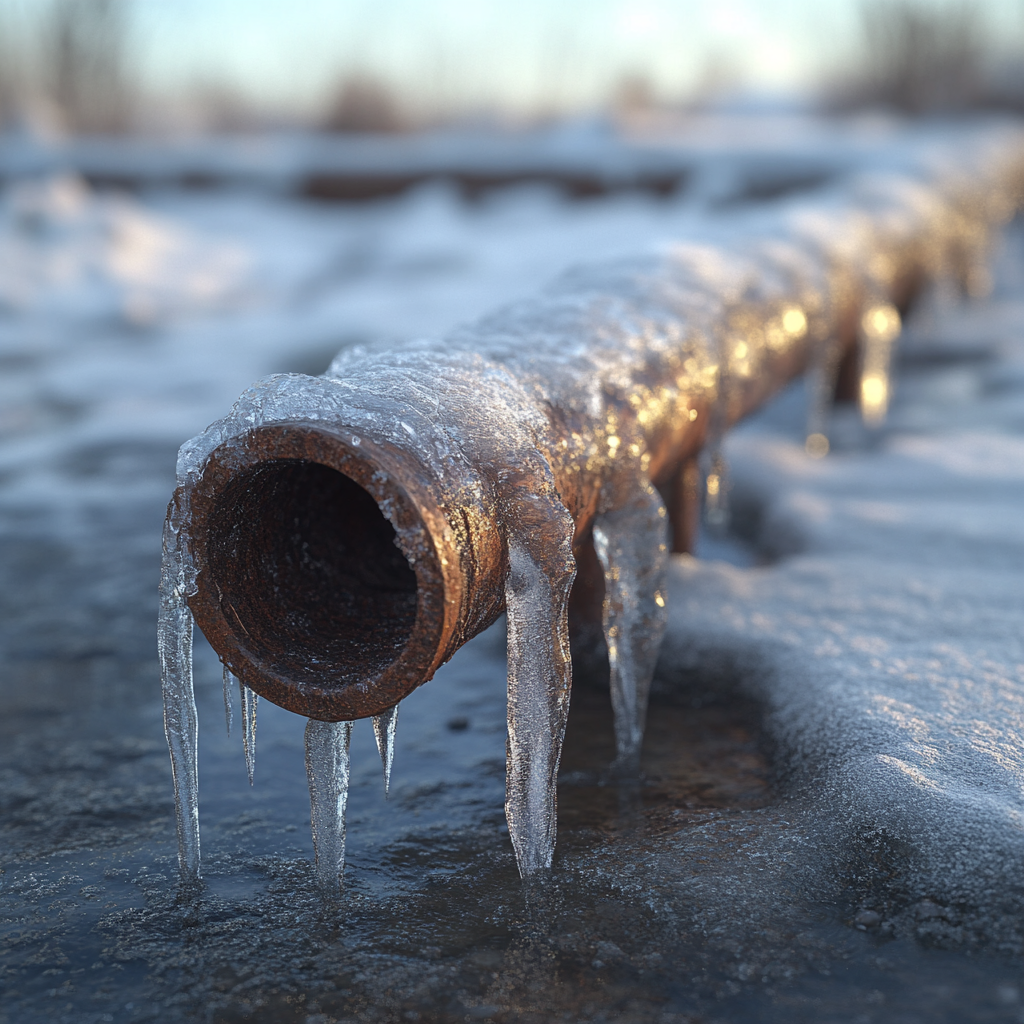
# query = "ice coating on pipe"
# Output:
<box><xmin>305</xmin><ymin>718</ymin><xmax>353</xmax><ymax>894</ymax></box>
<box><xmin>157</xmin><ymin>137</ymin><xmax>1024</xmax><ymax>890</ymax></box>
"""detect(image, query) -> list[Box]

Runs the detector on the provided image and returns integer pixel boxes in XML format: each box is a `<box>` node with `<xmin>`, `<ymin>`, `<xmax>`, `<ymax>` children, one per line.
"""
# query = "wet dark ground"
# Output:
<box><xmin>4</xmin><ymin>454</ymin><xmax>1024</xmax><ymax>1024</ymax></box>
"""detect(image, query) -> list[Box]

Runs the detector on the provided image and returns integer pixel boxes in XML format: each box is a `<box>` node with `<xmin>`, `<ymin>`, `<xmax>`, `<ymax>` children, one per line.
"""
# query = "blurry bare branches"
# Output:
<box><xmin>613</xmin><ymin>74</ymin><xmax>656</xmax><ymax>120</ymax></box>
<box><xmin>828</xmin><ymin>0</ymin><xmax>1024</xmax><ymax>114</ymax></box>
<box><xmin>323</xmin><ymin>74</ymin><xmax>406</xmax><ymax>133</ymax></box>
<box><xmin>45</xmin><ymin>0</ymin><xmax>132</xmax><ymax>133</ymax></box>
<box><xmin>180</xmin><ymin>79</ymin><xmax>273</xmax><ymax>135</ymax></box>
<box><xmin>0</xmin><ymin>21</ymin><xmax>20</xmax><ymax>127</ymax></box>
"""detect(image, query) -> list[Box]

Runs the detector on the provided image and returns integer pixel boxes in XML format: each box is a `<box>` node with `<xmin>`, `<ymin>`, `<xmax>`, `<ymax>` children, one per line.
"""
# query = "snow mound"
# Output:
<box><xmin>663</xmin><ymin>296</ymin><xmax>1024</xmax><ymax>929</ymax></box>
<box><xmin>0</xmin><ymin>174</ymin><xmax>252</xmax><ymax>325</ymax></box>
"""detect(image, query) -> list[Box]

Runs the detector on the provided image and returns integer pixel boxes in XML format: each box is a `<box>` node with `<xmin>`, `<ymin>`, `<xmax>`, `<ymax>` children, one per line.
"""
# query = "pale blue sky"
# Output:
<box><xmin>132</xmin><ymin>0</ymin><xmax>847</xmax><ymax>111</ymax></box>
<box><xmin>7</xmin><ymin>0</ymin><xmax>1024</xmax><ymax>116</ymax></box>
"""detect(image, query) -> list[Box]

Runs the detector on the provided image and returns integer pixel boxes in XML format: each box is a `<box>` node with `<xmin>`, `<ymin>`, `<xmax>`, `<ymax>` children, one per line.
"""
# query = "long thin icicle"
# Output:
<box><xmin>157</xmin><ymin>510</ymin><xmax>200</xmax><ymax>884</ymax></box>
<box><xmin>372</xmin><ymin>704</ymin><xmax>399</xmax><ymax>796</ymax></box>
<box><xmin>805</xmin><ymin>314</ymin><xmax>844</xmax><ymax>459</ymax></box>
<box><xmin>859</xmin><ymin>301</ymin><xmax>902</xmax><ymax>427</ymax></box>
<box><xmin>704</xmin><ymin>331</ymin><xmax>732</xmax><ymax>531</ymax></box>
<box><xmin>503</xmin><ymin>493</ymin><xmax>576</xmax><ymax>877</ymax></box>
<box><xmin>239</xmin><ymin>680</ymin><xmax>258</xmax><ymax>785</ymax></box>
<box><xmin>305</xmin><ymin>718</ymin><xmax>354</xmax><ymax>894</ymax></box>
<box><xmin>222</xmin><ymin>664</ymin><xmax>234</xmax><ymax>737</ymax></box>
<box><xmin>593</xmin><ymin>481</ymin><xmax>670</xmax><ymax>766</ymax></box>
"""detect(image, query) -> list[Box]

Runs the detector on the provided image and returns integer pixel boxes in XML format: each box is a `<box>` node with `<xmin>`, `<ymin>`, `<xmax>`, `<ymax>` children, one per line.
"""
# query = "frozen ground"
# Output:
<box><xmin>667</xmin><ymin>257</ymin><xmax>1024</xmax><ymax>937</ymax></box>
<box><xmin>3</xmin><ymin>122</ymin><xmax>1024</xmax><ymax>1023</ymax></box>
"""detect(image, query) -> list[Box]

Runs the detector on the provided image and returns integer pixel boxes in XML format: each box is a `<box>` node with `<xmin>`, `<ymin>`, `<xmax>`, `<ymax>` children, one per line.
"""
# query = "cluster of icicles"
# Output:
<box><xmin>159</xmin><ymin>523</ymin><xmax>399</xmax><ymax>894</ymax></box>
<box><xmin>158</xmin><ymin>136</ymin><xmax>1024</xmax><ymax>895</ymax></box>
<box><xmin>221</xmin><ymin>666</ymin><xmax>398</xmax><ymax>891</ymax></box>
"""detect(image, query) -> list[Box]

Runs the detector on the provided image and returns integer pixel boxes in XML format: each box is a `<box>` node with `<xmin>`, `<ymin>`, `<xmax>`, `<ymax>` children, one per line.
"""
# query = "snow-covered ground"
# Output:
<box><xmin>4</xmin><ymin>119</ymin><xmax>1024</xmax><ymax>1020</ymax></box>
<box><xmin>667</xmin><ymin>259</ymin><xmax>1024</xmax><ymax>938</ymax></box>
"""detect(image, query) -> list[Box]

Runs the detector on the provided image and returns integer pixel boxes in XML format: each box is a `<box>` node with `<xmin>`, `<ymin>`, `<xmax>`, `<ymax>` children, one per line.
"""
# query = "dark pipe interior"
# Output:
<box><xmin>207</xmin><ymin>460</ymin><xmax>418</xmax><ymax>688</ymax></box>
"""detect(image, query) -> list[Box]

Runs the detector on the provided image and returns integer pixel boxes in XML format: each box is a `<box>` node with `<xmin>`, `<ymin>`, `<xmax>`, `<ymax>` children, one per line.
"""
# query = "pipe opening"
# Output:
<box><xmin>207</xmin><ymin>459</ymin><xmax>418</xmax><ymax>687</ymax></box>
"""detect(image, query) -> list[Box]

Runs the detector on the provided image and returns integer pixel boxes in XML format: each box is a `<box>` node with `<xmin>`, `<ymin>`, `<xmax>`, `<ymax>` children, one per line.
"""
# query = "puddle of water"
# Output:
<box><xmin>557</xmin><ymin>679</ymin><xmax>773</xmax><ymax>843</ymax></box>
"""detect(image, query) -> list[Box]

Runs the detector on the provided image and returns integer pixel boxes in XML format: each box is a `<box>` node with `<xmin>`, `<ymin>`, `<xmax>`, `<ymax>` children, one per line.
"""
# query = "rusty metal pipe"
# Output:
<box><xmin>160</xmin><ymin>147</ymin><xmax>1024</xmax><ymax>883</ymax></box>
<box><xmin>176</xmin><ymin>158</ymin><xmax>1022</xmax><ymax>723</ymax></box>
<box><xmin>181</xmin><ymin>262</ymin><xmax>814</xmax><ymax>721</ymax></box>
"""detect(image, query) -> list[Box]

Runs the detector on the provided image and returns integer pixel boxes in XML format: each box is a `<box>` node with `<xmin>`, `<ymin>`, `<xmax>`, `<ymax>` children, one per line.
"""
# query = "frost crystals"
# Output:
<box><xmin>305</xmin><ymin>719</ymin><xmax>354</xmax><ymax>894</ymax></box>
<box><xmin>372</xmin><ymin>704</ymin><xmax>399</xmax><ymax>796</ymax></box>
<box><xmin>593</xmin><ymin>481</ymin><xmax>670</xmax><ymax>766</ymax></box>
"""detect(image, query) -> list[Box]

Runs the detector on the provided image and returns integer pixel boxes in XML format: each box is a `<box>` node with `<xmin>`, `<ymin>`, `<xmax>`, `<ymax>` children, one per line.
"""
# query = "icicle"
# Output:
<box><xmin>305</xmin><ymin>718</ymin><xmax>353</xmax><ymax>894</ymax></box>
<box><xmin>222</xmin><ymin>664</ymin><xmax>234</xmax><ymax>737</ymax></box>
<box><xmin>372</xmin><ymin>704</ymin><xmax>399</xmax><ymax>796</ymax></box>
<box><xmin>503</xmin><ymin>492</ymin><xmax>577</xmax><ymax>877</ymax></box>
<box><xmin>858</xmin><ymin>301</ymin><xmax>901</xmax><ymax>428</ymax></box>
<box><xmin>703</xmin><ymin>450</ymin><xmax>729</xmax><ymax>531</ymax></box>
<box><xmin>239</xmin><ymin>680</ymin><xmax>258</xmax><ymax>786</ymax></box>
<box><xmin>592</xmin><ymin>481</ymin><xmax>670</xmax><ymax>766</ymax></box>
<box><xmin>704</xmin><ymin>330</ymin><xmax>732</xmax><ymax>532</ymax></box>
<box><xmin>801</xmin><ymin>295</ymin><xmax>841</xmax><ymax>459</ymax></box>
<box><xmin>157</xmin><ymin>509</ymin><xmax>201</xmax><ymax>884</ymax></box>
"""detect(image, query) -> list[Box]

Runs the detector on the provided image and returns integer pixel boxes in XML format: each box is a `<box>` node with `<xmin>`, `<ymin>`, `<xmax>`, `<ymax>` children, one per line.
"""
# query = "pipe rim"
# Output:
<box><xmin>185</xmin><ymin>422</ymin><xmax>450</xmax><ymax>721</ymax></box>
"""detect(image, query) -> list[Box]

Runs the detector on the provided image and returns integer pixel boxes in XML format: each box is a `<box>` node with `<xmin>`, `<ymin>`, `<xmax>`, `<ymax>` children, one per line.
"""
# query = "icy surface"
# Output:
<box><xmin>0</xmin><ymin>174</ymin><xmax>251</xmax><ymax>324</ymax></box>
<box><xmin>664</xmin><ymin>292</ymin><xmax>1024</xmax><ymax>906</ymax></box>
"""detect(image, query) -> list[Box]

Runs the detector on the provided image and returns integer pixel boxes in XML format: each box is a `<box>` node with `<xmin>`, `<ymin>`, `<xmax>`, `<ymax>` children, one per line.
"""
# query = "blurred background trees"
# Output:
<box><xmin>827</xmin><ymin>1</ymin><xmax>1024</xmax><ymax>114</ymax></box>
<box><xmin>1</xmin><ymin>0</ymin><xmax>133</xmax><ymax>134</ymax></box>
<box><xmin>323</xmin><ymin>74</ymin><xmax>406</xmax><ymax>134</ymax></box>
<box><xmin>46</xmin><ymin>0</ymin><xmax>132</xmax><ymax>133</ymax></box>
<box><xmin>0</xmin><ymin>0</ymin><xmax>1022</xmax><ymax>136</ymax></box>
